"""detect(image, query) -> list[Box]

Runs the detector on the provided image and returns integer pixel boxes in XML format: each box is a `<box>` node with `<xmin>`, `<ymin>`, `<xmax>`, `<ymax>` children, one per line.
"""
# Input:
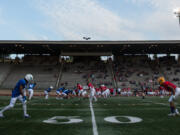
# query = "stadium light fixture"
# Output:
<box><xmin>173</xmin><ymin>8</ymin><xmax>180</xmax><ymax>26</ymax></box>
<box><xmin>83</xmin><ymin>37</ymin><xmax>91</xmax><ymax>40</ymax></box>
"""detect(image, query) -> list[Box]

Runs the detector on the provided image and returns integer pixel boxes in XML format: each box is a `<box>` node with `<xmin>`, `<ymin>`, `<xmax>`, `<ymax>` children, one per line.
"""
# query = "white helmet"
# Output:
<box><xmin>101</xmin><ymin>84</ymin><xmax>105</xmax><ymax>87</ymax></box>
<box><xmin>25</xmin><ymin>74</ymin><xmax>33</xmax><ymax>82</ymax></box>
<box><xmin>50</xmin><ymin>86</ymin><xmax>53</xmax><ymax>89</ymax></box>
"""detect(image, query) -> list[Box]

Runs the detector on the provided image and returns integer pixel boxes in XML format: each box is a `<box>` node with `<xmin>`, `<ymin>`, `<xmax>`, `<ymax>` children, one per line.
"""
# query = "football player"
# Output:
<box><xmin>27</xmin><ymin>82</ymin><xmax>36</xmax><ymax>100</ymax></box>
<box><xmin>101</xmin><ymin>84</ymin><xmax>110</xmax><ymax>98</ymax></box>
<box><xmin>96</xmin><ymin>87</ymin><xmax>102</xmax><ymax>98</ymax></box>
<box><xmin>158</xmin><ymin>77</ymin><xmax>180</xmax><ymax>116</ymax></box>
<box><xmin>61</xmin><ymin>89</ymin><xmax>73</xmax><ymax>99</ymax></box>
<box><xmin>56</xmin><ymin>86</ymin><xmax>65</xmax><ymax>99</ymax></box>
<box><xmin>77</xmin><ymin>83</ymin><xmax>84</xmax><ymax>98</ymax></box>
<box><xmin>44</xmin><ymin>86</ymin><xmax>53</xmax><ymax>99</ymax></box>
<box><xmin>88</xmin><ymin>82</ymin><xmax>97</xmax><ymax>102</ymax></box>
<box><xmin>0</xmin><ymin>74</ymin><xmax>33</xmax><ymax>118</ymax></box>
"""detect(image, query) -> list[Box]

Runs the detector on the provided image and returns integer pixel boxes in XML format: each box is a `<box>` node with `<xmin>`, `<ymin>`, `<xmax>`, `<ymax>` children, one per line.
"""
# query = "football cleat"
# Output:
<box><xmin>0</xmin><ymin>112</ymin><xmax>4</xmax><ymax>118</ymax></box>
<box><xmin>24</xmin><ymin>114</ymin><xmax>31</xmax><ymax>118</ymax></box>
<box><xmin>175</xmin><ymin>111</ymin><xmax>180</xmax><ymax>116</ymax></box>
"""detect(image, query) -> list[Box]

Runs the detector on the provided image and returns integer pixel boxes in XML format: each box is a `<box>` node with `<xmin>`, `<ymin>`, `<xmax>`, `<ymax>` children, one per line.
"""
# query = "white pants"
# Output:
<box><xmin>0</xmin><ymin>95</ymin><xmax>28</xmax><ymax>116</ymax></box>
<box><xmin>44</xmin><ymin>91</ymin><xmax>49</xmax><ymax>99</ymax></box>
<box><xmin>169</xmin><ymin>87</ymin><xmax>180</xmax><ymax>102</ymax></box>
<box><xmin>28</xmin><ymin>89</ymin><xmax>34</xmax><ymax>100</ymax></box>
<box><xmin>62</xmin><ymin>93</ymin><xmax>67</xmax><ymax>97</ymax></box>
<box><xmin>82</xmin><ymin>91</ymin><xmax>87</xmax><ymax>97</ymax></box>
<box><xmin>78</xmin><ymin>90</ymin><xmax>84</xmax><ymax>96</ymax></box>
<box><xmin>56</xmin><ymin>91</ymin><xmax>62</xmax><ymax>96</ymax></box>
<box><xmin>10</xmin><ymin>95</ymin><xmax>24</xmax><ymax>106</ymax></box>
<box><xmin>102</xmin><ymin>89</ymin><xmax>110</xmax><ymax>98</ymax></box>
<box><xmin>90</xmin><ymin>88</ymin><xmax>97</xmax><ymax>101</ymax></box>
<box><xmin>72</xmin><ymin>91</ymin><xmax>76</xmax><ymax>96</ymax></box>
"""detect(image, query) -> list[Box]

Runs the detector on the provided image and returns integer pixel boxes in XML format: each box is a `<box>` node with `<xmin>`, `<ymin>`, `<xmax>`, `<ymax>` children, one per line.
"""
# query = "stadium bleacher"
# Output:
<box><xmin>0</xmin><ymin>55</ymin><xmax>60</xmax><ymax>90</ymax></box>
<box><xmin>0</xmin><ymin>63</ymin><xmax>12</xmax><ymax>87</ymax></box>
<box><xmin>0</xmin><ymin>64</ymin><xmax>60</xmax><ymax>89</ymax></box>
<box><xmin>60</xmin><ymin>57</ymin><xmax>113</xmax><ymax>89</ymax></box>
<box><xmin>0</xmin><ymin>54</ymin><xmax>180</xmax><ymax>93</ymax></box>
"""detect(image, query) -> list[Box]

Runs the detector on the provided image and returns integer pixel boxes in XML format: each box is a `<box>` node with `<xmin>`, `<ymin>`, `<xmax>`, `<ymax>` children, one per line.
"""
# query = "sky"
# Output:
<box><xmin>0</xmin><ymin>0</ymin><xmax>180</xmax><ymax>41</ymax></box>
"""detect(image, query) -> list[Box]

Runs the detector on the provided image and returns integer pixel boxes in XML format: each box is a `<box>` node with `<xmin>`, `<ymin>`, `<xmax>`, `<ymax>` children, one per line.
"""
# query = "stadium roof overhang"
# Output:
<box><xmin>0</xmin><ymin>40</ymin><xmax>180</xmax><ymax>55</ymax></box>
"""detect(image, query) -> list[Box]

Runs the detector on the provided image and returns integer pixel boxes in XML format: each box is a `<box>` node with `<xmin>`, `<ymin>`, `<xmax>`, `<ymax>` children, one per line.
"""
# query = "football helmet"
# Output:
<box><xmin>157</xmin><ymin>77</ymin><xmax>165</xmax><ymax>85</ymax></box>
<box><xmin>25</xmin><ymin>74</ymin><xmax>33</xmax><ymax>82</ymax></box>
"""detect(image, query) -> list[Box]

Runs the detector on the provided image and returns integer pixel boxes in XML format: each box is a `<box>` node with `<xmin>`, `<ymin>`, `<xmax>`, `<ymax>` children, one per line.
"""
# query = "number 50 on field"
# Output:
<box><xmin>43</xmin><ymin>116</ymin><xmax>143</xmax><ymax>124</ymax></box>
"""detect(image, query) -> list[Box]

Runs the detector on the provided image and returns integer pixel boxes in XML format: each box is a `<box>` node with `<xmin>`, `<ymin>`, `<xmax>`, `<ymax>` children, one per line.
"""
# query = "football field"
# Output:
<box><xmin>0</xmin><ymin>96</ymin><xmax>180</xmax><ymax>135</ymax></box>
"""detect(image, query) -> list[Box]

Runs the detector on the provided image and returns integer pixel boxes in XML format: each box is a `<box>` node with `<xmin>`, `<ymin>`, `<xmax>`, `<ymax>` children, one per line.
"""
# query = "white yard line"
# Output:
<box><xmin>154</xmin><ymin>102</ymin><xmax>180</xmax><ymax>109</ymax></box>
<box><xmin>89</xmin><ymin>99</ymin><xmax>99</xmax><ymax>135</ymax></box>
<box><xmin>0</xmin><ymin>108</ymin><xmax>90</xmax><ymax>111</ymax></box>
<box><xmin>154</xmin><ymin>102</ymin><xmax>167</xmax><ymax>106</ymax></box>
<box><xmin>146</xmin><ymin>100</ymin><xmax>180</xmax><ymax>109</ymax></box>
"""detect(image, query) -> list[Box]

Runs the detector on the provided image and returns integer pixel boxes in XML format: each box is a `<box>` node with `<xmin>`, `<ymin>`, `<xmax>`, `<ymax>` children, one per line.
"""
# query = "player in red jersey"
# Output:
<box><xmin>158</xmin><ymin>77</ymin><xmax>180</xmax><ymax>116</ymax></box>
<box><xmin>77</xmin><ymin>83</ymin><xmax>84</xmax><ymax>98</ymax></box>
<box><xmin>96</xmin><ymin>87</ymin><xmax>101</xmax><ymax>98</ymax></box>
<box><xmin>101</xmin><ymin>84</ymin><xmax>110</xmax><ymax>98</ymax></box>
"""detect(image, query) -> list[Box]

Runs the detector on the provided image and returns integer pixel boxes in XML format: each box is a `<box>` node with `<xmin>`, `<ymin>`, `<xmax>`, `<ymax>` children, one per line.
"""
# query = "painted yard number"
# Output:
<box><xmin>43</xmin><ymin>116</ymin><xmax>83</xmax><ymax>124</ymax></box>
<box><xmin>104</xmin><ymin>116</ymin><xmax>142</xmax><ymax>124</ymax></box>
<box><xmin>43</xmin><ymin>116</ymin><xmax>142</xmax><ymax>124</ymax></box>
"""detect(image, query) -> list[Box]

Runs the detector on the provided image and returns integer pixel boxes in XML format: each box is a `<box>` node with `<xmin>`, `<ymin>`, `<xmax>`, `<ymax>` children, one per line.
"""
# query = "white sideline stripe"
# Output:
<box><xmin>89</xmin><ymin>99</ymin><xmax>98</xmax><ymax>135</ymax></box>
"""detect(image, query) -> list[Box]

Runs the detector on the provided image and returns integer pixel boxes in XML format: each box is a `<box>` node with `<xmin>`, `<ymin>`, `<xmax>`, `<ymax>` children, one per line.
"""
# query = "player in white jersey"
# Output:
<box><xmin>0</xmin><ymin>74</ymin><xmax>33</xmax><ymax>118</ymax></box>
<box><xmin>101</xmin><ymin>84</ymin><xmax>110</xmax><ymax>98</ymax></box>
<box><xmin>27</xmin><ymin>82</ymin><xmax>36</xmax><ymax>100</ymax></box>
<box><xmin>88</xmin><ymin>82</ymin><xmax>97</xmax><ymax>102</ymax></box>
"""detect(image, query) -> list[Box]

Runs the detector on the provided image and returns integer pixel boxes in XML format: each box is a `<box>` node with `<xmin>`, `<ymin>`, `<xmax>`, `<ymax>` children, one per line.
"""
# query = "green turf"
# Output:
<box><xmin>0</xmin><ymin>96</ymin><xmax>180</xmax><ymax>135</ymax></box>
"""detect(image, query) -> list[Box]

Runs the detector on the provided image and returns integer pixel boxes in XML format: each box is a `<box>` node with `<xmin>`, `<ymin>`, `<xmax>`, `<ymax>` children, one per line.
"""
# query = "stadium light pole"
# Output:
<box><xmin>173</xmin><ymin>8</ymin><xmax>180</xmax><ymax>26</ymax></box>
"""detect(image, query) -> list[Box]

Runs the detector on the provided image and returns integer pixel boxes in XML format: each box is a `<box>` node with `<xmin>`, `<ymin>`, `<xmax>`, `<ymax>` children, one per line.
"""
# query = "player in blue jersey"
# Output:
<box><xmin>56</xmin><ymin>86</ymin><xmax>65</xmax><ymax>99</ymax></box>
<box><xmin>0</xmin><ymin>74</ymin><xmax>33</xmax><ymax>118</ymax></box>
<box><xmin>44</xmin><ymin>86</ymin><xmax>53</xmax><ymax>99</ymax></box>
<box><xmin>62</xmin><ymin>89</ymin><xmax>73</xmax><ymax>99</ymax></box>
<box><xmin>27</xmin><ymin>82</ymin><xmax>36</xmax><ymax>100</ymax></box>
